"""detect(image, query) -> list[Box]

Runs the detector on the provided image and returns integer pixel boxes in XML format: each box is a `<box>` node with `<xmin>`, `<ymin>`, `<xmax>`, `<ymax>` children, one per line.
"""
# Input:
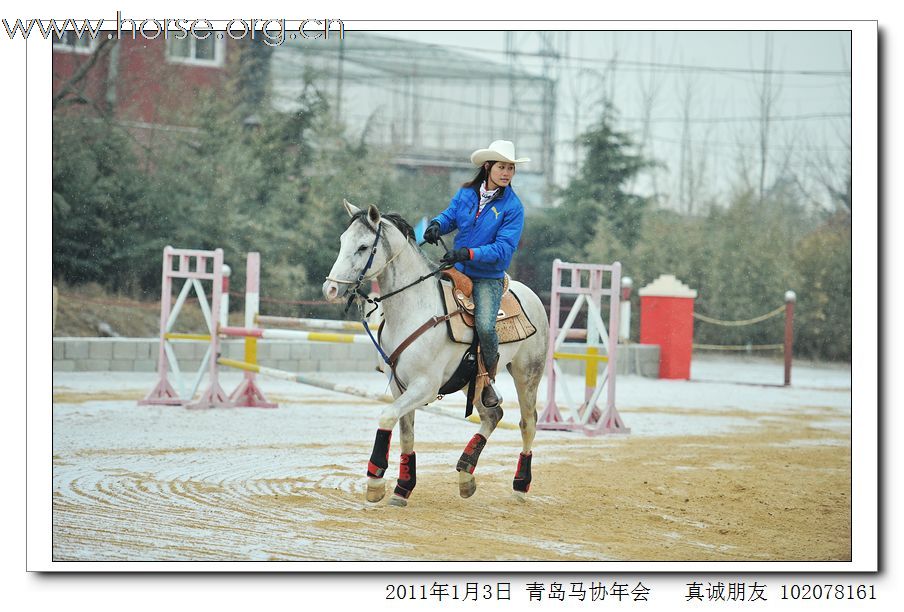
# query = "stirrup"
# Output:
<box><xmin>481</xmin><ymin>377</ymin><xmax>502</xmax><ymax>407</ymax></box>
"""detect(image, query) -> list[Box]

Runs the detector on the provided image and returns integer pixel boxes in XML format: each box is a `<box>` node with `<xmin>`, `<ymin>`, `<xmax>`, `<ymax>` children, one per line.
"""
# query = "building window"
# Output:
<box><xmin>166</xmin><ymin>34</ymin><xmax>225</xmax><ymax>67</ymax></box>
<box><xmin>52</xmin><ymin>31</ymin><xmax>97</xmax><ymax>54</ymax></box>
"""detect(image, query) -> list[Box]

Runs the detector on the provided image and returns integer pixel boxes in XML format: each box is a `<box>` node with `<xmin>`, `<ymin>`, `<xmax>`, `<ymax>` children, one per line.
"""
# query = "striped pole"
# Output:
<box><xmin>164</xmin><ymin>333</ymin><xmax>211</xmax><ymax>341</ymax></box>
<box><xmin>226</xmin><ymin>251</ymin><xmax>277</xmax><ymax>408</ymax></box>
<box><xmin>217</xmin><ymin>358</ymin><xmax>518</xmax><ymax>430</ymax></box>
<box><xmin>220</xmin><ymin>358</ymin><xmax>394</xmax><ymax>402</ymax></box>
<box><xmin>245</xmin><ymin>253</ymin><xmax>260</xmax><ymax>366</ymax></box>
<box><xmin>255</xmin><ymin>315</ymin><xmax>377</xmax><ymax>332</ymax></box>
<box><xmin>220</xmin><ymin>326</ymin><xmax>374</xmax><ymax>344</ymax></box>
<box><xmin>220</xmin><ymin>264</ymin><xmax>231</xmax><ymax>327</ymax></box>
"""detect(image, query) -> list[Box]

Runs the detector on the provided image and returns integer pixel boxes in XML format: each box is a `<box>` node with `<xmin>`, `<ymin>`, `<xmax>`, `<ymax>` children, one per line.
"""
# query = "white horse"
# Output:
<box><xmin>322</xmin><ymin>200</ymin><xmax>549</xmax><ymax>506</ymax></box>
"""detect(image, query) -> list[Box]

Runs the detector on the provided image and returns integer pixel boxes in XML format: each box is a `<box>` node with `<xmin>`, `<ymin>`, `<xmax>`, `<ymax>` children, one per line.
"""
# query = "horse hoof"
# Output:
<box><xmin>511</xmin><ymin>490</ymin><xmax>527</xmax><ymax>503</ymax></box>
<box><xmin>387</xmin><ymin>495</ymin><xmax>408</xmax><ymax>507</ymax></box>
<box><xmin>366</xmin><ymin>479</ymin><xmax>386</xmax><ymax>503</ymax></box>
<box><xmin>458</xmin><ymin>471</ymin><xmax>477</xmax><ymax>498</ymax></box>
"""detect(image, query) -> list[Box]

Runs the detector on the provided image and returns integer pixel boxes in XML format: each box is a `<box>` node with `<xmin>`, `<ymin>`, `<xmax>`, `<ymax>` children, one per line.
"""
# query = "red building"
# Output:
<box><xmin>52</xmin><ymin>32</ymin><xmax>234</xmax><ymax>127</ymax></box>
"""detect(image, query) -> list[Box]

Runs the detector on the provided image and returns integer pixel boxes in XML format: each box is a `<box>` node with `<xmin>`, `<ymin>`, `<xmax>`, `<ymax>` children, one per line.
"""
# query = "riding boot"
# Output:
<box><xmin>481</xmin><ymin>355</ymin><xmax>502</xmax><ymax>408</ymax></box>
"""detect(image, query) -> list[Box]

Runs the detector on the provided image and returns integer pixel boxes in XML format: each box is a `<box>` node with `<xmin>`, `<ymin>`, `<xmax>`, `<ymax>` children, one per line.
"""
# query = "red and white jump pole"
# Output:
<box><xmin>225</xmin><ymin>252</ymin><xmax>277</xmax><ymax>408</ymax></box>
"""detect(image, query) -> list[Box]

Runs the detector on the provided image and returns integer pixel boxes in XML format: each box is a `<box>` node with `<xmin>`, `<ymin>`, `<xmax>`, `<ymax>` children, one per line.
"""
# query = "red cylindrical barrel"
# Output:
<box><xmin>639</xmin><ymin>275</ymin><xmax>698</xmax><ymax>379</ymax></box>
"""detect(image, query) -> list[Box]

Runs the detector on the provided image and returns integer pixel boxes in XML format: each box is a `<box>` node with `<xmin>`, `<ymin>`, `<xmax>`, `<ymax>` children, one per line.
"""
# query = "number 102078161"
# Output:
<box><xmin>781</xmin><ymin>584</ymin><xmax>876</xmax><ymax>600</ymax></box>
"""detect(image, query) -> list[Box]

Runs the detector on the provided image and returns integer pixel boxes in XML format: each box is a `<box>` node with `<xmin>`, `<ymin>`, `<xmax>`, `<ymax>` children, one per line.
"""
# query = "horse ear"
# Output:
<box><xmin>343</xmin><ymin>199</ymin><xmax>361</xmax><ymax>218</ymax></box>
<box><xmin>367</xmin><ymin>204</ymin><xmax>381</xmax><ymax>227</ymax></box>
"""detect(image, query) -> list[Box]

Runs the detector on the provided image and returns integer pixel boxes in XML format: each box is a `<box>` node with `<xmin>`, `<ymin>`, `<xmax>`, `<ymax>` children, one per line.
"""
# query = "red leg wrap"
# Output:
<box><xmin>456</xmin><ymin>433</ymin><xmax>487</xmax><ymax>474</ymax></box>
<box><xmin>393</xmin><ymin>452</ymin><xmax>417</xmax><ymax>499</ymax></box>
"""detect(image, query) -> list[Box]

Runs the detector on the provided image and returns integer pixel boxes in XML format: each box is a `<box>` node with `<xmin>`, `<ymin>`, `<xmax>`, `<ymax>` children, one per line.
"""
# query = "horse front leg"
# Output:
<box><xmin>365</xmin><ymin>380</ymin><xmax>435</xmax><ymax>504</ymax></box>
<box><xmin>387</xmin><ymin>411</ymin><xmax>416</xmax><ymax>507</ymax></box>
<box><xmin>456</xmin><ymin>401</ymin><xmax>504</xmax><ymax>498</ymax></box>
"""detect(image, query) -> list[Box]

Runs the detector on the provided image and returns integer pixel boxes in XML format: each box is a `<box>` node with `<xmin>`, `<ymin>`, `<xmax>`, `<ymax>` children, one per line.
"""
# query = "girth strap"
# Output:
<box><xmin>387</xmin><ymin>310</ymin><xmax>464</xmax><ymax>392</ymax></box>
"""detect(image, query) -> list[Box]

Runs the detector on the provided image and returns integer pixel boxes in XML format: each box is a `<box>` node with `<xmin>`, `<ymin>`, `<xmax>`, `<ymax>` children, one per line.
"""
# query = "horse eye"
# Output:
<box><xmin>357</xmin><ymin>245</ymin><xmax>368</xmax><ymax>253</ymax></box>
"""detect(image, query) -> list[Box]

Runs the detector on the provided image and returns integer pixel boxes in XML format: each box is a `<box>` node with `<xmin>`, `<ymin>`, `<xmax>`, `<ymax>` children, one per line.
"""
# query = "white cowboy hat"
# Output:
<box><xmin>470</xmin><ymin>140</ymin><xmax>531</xmax><ymax>166</ymax></box>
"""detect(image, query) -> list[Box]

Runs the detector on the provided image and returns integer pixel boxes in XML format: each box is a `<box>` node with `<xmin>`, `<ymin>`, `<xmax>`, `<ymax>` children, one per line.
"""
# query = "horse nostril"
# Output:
<box><xmin>323</xmin><ymin>280</ymin><xmax>340</xmax><ymax>301</ymax></box>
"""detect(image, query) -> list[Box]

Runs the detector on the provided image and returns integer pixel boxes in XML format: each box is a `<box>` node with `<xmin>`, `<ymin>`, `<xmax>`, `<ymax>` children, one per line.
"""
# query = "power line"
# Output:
<box><xmin>385</xmin><ymin>37</ymin><xmax>851</xmax><ymax>78</ymax></box>
<box><xmin>276</xmin><ymin>70</ymin><xmax>849</xmax><ymax>128</ymax></box>
<box><xmin>638</xmin><ymin>132</ymin><xmax>850</xmax><ymax>153</ymax></box>
<box><xmin>619</xmin><ymin>112</ymin><xmax>850</xmax><ymax>125</ymax></box>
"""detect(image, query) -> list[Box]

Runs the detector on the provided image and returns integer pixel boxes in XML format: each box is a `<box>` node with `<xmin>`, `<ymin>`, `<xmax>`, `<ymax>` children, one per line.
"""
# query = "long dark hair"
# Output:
<box><xmin>462</xmin><ymin>161</ymin><xmax>497</xmax><ymax>189</ymax></box>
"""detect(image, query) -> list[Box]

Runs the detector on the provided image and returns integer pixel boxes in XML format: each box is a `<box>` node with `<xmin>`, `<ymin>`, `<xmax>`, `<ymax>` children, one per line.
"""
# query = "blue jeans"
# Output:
<box><xmin>472</xmin><ymin>277</ymin><xmax>504</xmax><ymax>368</ymax></box>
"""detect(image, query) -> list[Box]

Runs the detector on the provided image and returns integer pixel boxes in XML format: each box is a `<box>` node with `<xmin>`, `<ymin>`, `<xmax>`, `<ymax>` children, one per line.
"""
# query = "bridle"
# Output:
<box><xmin>326</xmin><ymin>218</ymin><xmax>452</xmax><ymax>314</ymax></box>
<box><xmin>323</xmin><ymin>217</ymin><xmax>456</xmax><ymax>381</ymax></box>
<box><xmin>324</xmin><ymin>220</ymin><xmax>402</xmax><ymax>312</ymax></box>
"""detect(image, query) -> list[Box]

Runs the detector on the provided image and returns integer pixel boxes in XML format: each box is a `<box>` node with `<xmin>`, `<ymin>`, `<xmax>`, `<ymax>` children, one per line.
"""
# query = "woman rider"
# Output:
<box><xmin>423</xmin><ymin>140</ymin><xmax>529</xmax><ymax>408</ymax></box>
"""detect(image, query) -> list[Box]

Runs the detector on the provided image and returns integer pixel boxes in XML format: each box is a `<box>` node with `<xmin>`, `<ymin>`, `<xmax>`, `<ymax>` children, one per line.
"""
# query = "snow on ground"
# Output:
<box><xmin>49</xmin><ymin>355</ymin><xmax>853</xmax><ymax>562</ymax></box>
<box><xmin>52</xmin><ymin>355</ymin><xmax>852</xmax><ymax>444</ymax></box>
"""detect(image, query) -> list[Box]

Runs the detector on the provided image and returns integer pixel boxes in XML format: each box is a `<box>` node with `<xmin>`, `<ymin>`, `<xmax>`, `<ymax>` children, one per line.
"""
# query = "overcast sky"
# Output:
<box><xmin>380</xmin><ymin>29</ymin><xmax>851</xmax><ymax>210</ymax></box>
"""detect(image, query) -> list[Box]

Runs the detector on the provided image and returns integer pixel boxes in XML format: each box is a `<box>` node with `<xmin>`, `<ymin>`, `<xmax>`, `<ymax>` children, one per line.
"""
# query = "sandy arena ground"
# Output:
<box><xmin>51</xmin><ymin>356</ymin><xmax>851</xmax><ymax>563</ymax></box>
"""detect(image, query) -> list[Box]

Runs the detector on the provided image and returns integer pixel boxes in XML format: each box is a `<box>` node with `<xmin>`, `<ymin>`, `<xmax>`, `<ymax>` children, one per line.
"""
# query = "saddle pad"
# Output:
<box><xmin>439</xmin><ymin>279</ymin><xmax>537</xmax><ymax>345</ymax></box>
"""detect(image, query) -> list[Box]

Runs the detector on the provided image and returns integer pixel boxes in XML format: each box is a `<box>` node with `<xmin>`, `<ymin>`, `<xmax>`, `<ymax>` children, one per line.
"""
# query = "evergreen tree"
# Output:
<box><xmin>518</xmin><ymin>103</ymin><xmax>653</xmax><ymax>291</ymax></box>
<box><xmin>52</xmin><ymin>118</ymin><xmax>168</xmax><ymax>293</ymax></box>
<box><xmin>561</xmin><ymin>104</ymin><xmax>653</xmax><ymax>249</ymax></box>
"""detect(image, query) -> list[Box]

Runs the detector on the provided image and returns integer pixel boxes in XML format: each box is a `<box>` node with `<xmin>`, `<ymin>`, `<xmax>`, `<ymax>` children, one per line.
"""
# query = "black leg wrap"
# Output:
<box><xmin>456</xmin><ymin>433</ymin><xmax>487</xmax><ymax>474</ymax></box>
<box><xmin>393</xmin><ymin>452</ymin><xmax>417</xmax><ymax>499</ymax></box>
<box><xmin>513</xmin><ymin>452</ymin><xmax>532</xmax><ymax>493</ymax></box>
<box><xmin>367</xmin><ymin>428</ymin><xmax>392</xmax><ymax>479</ymax></box>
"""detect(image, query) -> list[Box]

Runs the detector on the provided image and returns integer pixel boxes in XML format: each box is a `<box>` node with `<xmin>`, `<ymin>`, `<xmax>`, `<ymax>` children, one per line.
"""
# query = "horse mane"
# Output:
<box><xmin>347</xmin><ymin>209</ymin><xmax>438</xmax><ymax>269</ymax></box>
<box><xmin>348</xmin><ymin>210</ymin><xmax>417</xmax><ymax>244</ymax></box>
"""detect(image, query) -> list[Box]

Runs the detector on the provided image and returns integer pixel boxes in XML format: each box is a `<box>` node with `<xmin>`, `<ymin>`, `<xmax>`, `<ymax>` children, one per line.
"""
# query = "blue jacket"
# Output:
<box><xmin>432</xmin><ymin>184</ymin><xmax>525</xmax><ymax>279</ymax></box>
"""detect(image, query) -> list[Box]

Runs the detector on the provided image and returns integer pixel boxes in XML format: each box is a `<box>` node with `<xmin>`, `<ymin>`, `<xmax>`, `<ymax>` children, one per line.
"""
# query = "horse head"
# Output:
<box><xmin>322</xmin><ymin>199</ymin><xmax>395</xmax><ymax>302</ymax></box>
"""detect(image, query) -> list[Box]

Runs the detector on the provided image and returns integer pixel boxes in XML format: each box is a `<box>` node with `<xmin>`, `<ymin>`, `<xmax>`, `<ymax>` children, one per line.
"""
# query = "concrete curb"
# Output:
<box><xmin>52</xmin><ymin>337</ymin><xmax>660</xmax><ymax>377</ymax></box>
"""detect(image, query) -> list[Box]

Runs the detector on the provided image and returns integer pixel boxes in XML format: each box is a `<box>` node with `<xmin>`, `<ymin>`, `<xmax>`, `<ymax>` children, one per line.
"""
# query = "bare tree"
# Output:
<box><xmin>785</xmin><ymin>41</ymin><xmax>851</xmax><ymax>213</ymax></box>
<box><xmin>52</xmin><ymin>37</ymin><xmax>114</xmax><ymax>113</ymax></box>
<box><xmin>631</xmin><ymin>31</ymin><xmax>664</xmax><ymax>200</ymax></box>
<box><xmin>677</xmin><ymin>66</ymin><xmax>700</xmax><ymax>214</ymax></box>
<box><xmin>753</xmin><ymin>32</ymin><xmax>783</xmax><ymax>204</ymax></box>
<box><xmin>820</xmin><ymin>41</ymin><xmax>853</xmax><ymax>213</ymax></box>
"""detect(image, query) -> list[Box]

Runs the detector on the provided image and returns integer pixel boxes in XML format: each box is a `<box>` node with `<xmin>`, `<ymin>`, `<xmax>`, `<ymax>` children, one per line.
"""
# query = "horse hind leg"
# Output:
<box><xmin>388</xmin><ymin>411</ymin><xmax>416</xmax><ymax>507</ymax></box>
<box><xmin>456</xmin><ymin>397</ymin><xmax>504</xmax><ymax>499</ymax></box>
<box><xmin>508</xmin><ymin>352</ymin><xmax>542</xmax><ymax>502</ymax></box>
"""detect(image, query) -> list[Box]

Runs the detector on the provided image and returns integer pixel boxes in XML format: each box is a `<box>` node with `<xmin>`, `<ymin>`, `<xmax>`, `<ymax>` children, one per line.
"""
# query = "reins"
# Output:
<box><xmin>328</xmin><ymin>219</ymin><xmax>457</xmax><ymax>384</ymax></box>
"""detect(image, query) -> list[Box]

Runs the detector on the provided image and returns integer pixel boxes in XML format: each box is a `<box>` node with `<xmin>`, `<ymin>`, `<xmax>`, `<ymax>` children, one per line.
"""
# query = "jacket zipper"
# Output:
<box><xmin>475</xmin><ymin>188</ymin><xmax>503</xmax><ymax>222</ymax></box>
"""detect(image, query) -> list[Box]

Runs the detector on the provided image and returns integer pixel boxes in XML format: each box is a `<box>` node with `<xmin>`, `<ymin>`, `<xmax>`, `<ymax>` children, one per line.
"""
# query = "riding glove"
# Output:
<box><xmin>423</xmin><ymin>221</ymin><xmax>442</xmax><ymax>245</ymax></box>
<box><xmin>441</xmin><ymin>247</ymin><xmax>472</xmax><ymax>265</ymax></box>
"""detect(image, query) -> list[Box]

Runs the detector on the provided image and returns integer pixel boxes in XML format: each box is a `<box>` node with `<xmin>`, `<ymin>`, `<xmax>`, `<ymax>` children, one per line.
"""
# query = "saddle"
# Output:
<box><xmin>373</xmin><ymin>270</ymin><xmax>537</xmax><ymax>418</ymax></box>
<box><xmin>439</xmin><ymin>269</ymin><xmax>537</xmax><ymax>345</ymax></box>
